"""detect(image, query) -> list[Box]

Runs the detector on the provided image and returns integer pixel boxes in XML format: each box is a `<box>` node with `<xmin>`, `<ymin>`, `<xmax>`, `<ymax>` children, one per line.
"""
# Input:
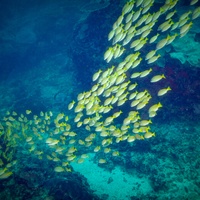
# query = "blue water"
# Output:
<box><xmin>0</xmin><ymin>0</ymin><xmax>200</xmax><ymax>199</ymax></box>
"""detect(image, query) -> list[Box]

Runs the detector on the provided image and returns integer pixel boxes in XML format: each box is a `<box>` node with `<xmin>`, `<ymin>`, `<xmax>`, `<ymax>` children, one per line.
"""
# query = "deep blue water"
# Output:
<box><xmin>0</xmin><ymin>0</ymin><xmax>200</xmax><ymax>199</ymax></box>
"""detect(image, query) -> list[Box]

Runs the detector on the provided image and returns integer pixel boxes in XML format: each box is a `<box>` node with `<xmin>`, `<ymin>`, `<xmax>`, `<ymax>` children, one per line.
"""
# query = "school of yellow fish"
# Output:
<box><xmin>0</xmin><ymin>0</ymin><xmax>199</xmax><ymax>178</ymax></box>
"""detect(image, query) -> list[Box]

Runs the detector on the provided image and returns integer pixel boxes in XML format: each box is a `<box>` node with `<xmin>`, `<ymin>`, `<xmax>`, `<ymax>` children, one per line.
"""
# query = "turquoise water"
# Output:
<box><xmin>0</xmin><ymin>0</ymin><xmax>200</xmax><ymax>199</ymax></box>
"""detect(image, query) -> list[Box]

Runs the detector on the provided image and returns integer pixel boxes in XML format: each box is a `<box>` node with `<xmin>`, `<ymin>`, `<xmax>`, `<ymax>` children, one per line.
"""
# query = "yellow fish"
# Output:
<box><xmin>26</xmin><ymin>110</ymin><xmax>32</xmax><ymax>115</ymax></box>
<box><xmin>157</xmin><ymin>87</ymin><xmax>171</xmax><ymax>96</ymax></box>
<box><xmin>54</xmin><ymin>166</ymin><xmax>65</xmax><ymax>172</ymax></box>
<box><xmin>150</xmin><ymin>74</ymin><xmax>165</xmax><ymax>82</ymax></box>
<box><xmin>0</xmin><ymin>171</ymin><xmax>12</xmax><ymax>179</ymax></box>
<box><xmin>98</xmin><ymin>159</ymin><xmax>107</xmax><ymax>164</ymax></box>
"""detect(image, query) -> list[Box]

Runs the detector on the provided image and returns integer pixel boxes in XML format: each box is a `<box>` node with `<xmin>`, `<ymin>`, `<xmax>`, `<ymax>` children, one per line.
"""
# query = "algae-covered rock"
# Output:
<box><xmin>170</xmin><ymin>32</ymin><xmax>200</xmax><ymax>67</ymax></box>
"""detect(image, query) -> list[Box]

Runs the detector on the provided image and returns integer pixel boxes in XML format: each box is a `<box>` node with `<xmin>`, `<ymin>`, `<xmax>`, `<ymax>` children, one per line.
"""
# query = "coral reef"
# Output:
<box><xmin>0</xmin><ymin>0</ymin><xmax>200</xmax><ymax>199</ymax></box>
<box><xmin>170</xmin><ymin>33</ymin><xmax>200</xmax><ymax>66</ymax></box>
